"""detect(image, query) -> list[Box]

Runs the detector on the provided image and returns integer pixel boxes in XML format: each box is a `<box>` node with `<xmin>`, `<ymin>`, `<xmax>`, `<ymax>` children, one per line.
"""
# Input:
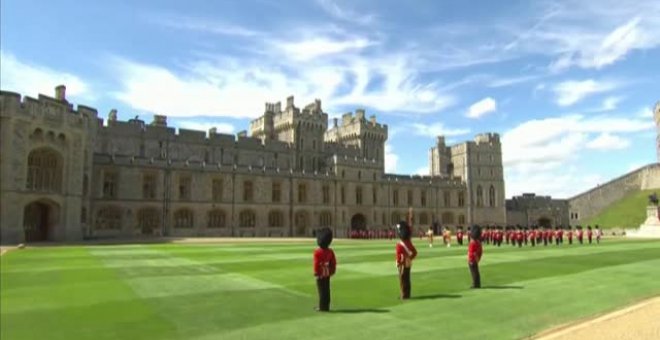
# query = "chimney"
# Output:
<box><xmin>55</xmin><ymin>85</ymin><xmax>66</xmax><ymax>101</ymax></box>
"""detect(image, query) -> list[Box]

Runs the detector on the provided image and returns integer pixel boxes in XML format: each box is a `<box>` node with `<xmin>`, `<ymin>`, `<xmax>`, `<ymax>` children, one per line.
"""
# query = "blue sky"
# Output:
<box><xmin>1</xmin><ymin>0</ymin><xmax>658</xmax><ymax>198</ymax></box>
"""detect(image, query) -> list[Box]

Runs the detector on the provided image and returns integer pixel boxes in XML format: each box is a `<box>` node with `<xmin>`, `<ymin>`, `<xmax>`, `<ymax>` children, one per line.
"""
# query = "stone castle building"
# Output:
<box><xmin>0</xmin><ymin>86</ymin><xmax>506</xmax><ymax>244</ymax></box>
<box><xmin>506</xmin><ymin>193</ymin><xmax>569</xmax><ymax>227</ymax></box>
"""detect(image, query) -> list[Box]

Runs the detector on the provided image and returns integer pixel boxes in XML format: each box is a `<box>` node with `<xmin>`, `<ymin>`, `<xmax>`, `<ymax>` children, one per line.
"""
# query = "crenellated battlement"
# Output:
<box><xmin>474</xmin><ymin>132</ymin><xmax>501</xmax><ymax>145</ymax></box>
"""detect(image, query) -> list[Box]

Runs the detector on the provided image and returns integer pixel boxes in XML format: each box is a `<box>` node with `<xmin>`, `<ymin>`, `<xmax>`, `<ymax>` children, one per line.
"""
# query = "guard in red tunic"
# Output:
<box><xmin>395</xmin><ymin>221</ymin><xmax>417</xmax><ymax>299</ymax></box>
<box><xmin>456</xmin><ymin>226</ymin><xmax>465</xmax><ymax>246</ymax></box>
<box><xmin>577</xmin><ymin>226</ymin><xmax>584</xmax><ymax>244</ymax></box>
<box><xmin>587</xmin><ymin>226</ymin><xmax>593</xmax><ymax>244</ymax></box>
<box><xmin>468</xmin><ymin>225</ymin><xmax>483</xmax><ymax>288</ymax></box>
<box><xmin>567</xmin><ymin>226</ymin><xmax>574</xmax><ymax>245</ymax></box>
<box><xmin>313</xmin><ymin>227</ymin><xmax>336</xmax><ymax>312</ymax></box>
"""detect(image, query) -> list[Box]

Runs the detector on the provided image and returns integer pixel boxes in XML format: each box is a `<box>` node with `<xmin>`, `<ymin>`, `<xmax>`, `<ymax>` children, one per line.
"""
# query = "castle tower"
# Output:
<box><xmin>324</xmin><ymin>109</ymin><xmax>388</xmax><ymax>171</ymax></box>
<box><xmin>449</xmin><ymin>133</ymin><xmax>506</xmax><ymax>225</ymax></box>
<box><xmin>429</xmin><ymin>136</ymin><xmax>452</xmax><ymax>177</ymax></box>
<box><xmin>655</xmin><ymin>101</ymin><xmax>660</xmax><ymax>162</ymax></box>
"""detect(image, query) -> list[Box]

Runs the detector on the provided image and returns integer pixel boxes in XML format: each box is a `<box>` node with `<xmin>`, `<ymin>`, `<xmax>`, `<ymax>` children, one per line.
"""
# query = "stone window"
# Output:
<box><xmin>179</xmin><ymin>176</ymin><xmax>191</xmax><ymax>200</ymax></box>
<box><xmin>272</xmin><ymin>182</ymin><xmax>281</xmax><ymax>203</ymax></box>
<box><xmin>142</xmin><ymin>173</ymin><xmax>157</xmax><ymax>199</ymax></box>
<box><xmin>137</xmin><ymin>208</ymin><xmax>160</xmax><ymax>234</ymax></box>
<box><xmin>298</xmin><ymin>183</ymin><xmax>307</xmax><ymax>203</ymax></box>
<box><xmin>489</xmin><ymin>185</ymin><xmax>496</xmax><ymax>207</ymax></box>
<box><xmin>103</xmin><ymin>171</ymin><xmax>118</xmax><ymax>198</ymax></box>
<box><xmin>442</xmin><ymin>212</ymin><xmax>455</xmax><ymax>224</ymax></box>
<box><xmin>82</xmin><ymin>175</ymin><xmax>89</xmax><ymax>197</ymax></box>
<box><xmin>458</xmin><ymin>191</ymin><xmax>465</xmax><ymax>207</ymax></box>
<box><xmin>81</xmin><ymin>207</ymin><xmax>87</xmax><ymax>223</ymax></box>
<box><xmin>208</xmin><ymin>209</ymin><xmax>226</xmax><ymax>228</ymax></box>
<box><xmin>476</xmin><ymin>186</ymin><xmax>484</xmax><ymax>207</ymax></box>
<box><xmin>443</xmin><ymin>191</ymin><xmax>451</xmax><ymax>207</ymax></box>
<box><xmin>268</xmin><ymin>211</ymin><xmax>284</xmax><ymax>227</ymax></box>
<box><xmin>391</xmin><ymin>212</ymin><xmax>401</xmax><ymax>225</ymax></box>
<box><xmin>319</xmin><ymin>211</ymin><xmax>332</xmax><ymax>228</ymax></box>
<box><xmin>421</xmin><ymin>190</ymin><xmax>427</xmax><ymax>207</ymax></box>
<box><xmin>458</xmin><ymin>214</ymin><xmax>466</xmax><ymax>225</ymax></box>
<box><xmin>322</xmin><ymin>185</ymin><xmax>330</xmax><ymax>204</ymax></box>
<box><xmin>356</xmin><ymin>186</ymin><xmax>363</xmax><ymax>205</ymax></box>
<box><xmin>174</xmin><ymin>209</ymin><xmax>194</xmax><ymax>228</ymax></box>
<box><xmin>358</xmin><ymin>171</ymin><xmax>362</xmax><ymax>180</ymax></box>
<box><xmin>372</xmin><ymin>188</ymin><xmax>377</xmax><ymax>205</ymax></box>
<box><xmin>243</xmin><ymin>181</ymin><xmax>253</xmax><ymax>202</ymax></box>
<box><xmin>407</xmin><ymin>190</ymin><xmax>413</xmax><ymax>206</ymax></box>
<box><xmin>340</xmin><ymin>186</ymin><xmax>345</xmax><ymax>204</ymax></box>
<box><xmin>95</xmin><ymin>206</ymin><xmax>122</xmax><ymax>230</ymax></box>
<box><xmin>239</xmin><ymin>210</ymin><xmax>256</xmax><ymax>228</ymax></box>
<box><xmin>212</xmin><ymin>178</ymin><xmax>223</xmax><ymax>202</ymax></box>
<box><xmin>393</xmin><ymin>189</ymin><xmax>399</xmax><ymax>206</ymax></box>
<box><xmin>419</xmin><ymin>212</ymin><xmax>429</xmax><ymax>225</ymax></box>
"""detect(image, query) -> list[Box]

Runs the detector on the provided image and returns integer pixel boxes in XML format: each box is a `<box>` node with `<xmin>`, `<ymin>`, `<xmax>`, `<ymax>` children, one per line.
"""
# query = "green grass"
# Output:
<box><xmin>583</xmin><ymin>189</ymin><xmax>657</xmax><ymax>229</ymax></box>
<box><xmin>2</xmin><ymin>238</ymin><xmax>660</xmax><ymax>340</ymax></box>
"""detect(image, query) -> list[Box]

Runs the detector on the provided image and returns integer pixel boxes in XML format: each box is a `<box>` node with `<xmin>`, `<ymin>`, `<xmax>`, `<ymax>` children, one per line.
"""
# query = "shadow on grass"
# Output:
<box><xmin>410</xmin><ymin>293</ymin><xmax>462</xmax><ymax>300</ymax></box>
<box><xmin>480</xmin><ymin>285</ymin><xmax>524</xmax><ymax>290</ymax></box>
<box><xmin>330</xmin><ymin>308</ymin><xmax>390</xmax><ymax>314</ymax></box>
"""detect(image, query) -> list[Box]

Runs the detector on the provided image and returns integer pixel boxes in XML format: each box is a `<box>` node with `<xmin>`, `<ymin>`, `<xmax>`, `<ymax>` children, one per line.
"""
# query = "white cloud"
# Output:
<box><xmin>552</xmin><ymin>79</ymin><xmax>617</xmax><ymax>106</ymax></box>
<box><xmin>466</xmin><ymin>97</ymin><xmax>497</xmax><ymax>118</ymax></box>
<box><xmin>637</xmin><ymin>106</ymin><xmax>654</xmax><ymax>118</ymax></box>
<box><xmin>415</xmin><ymin>166</ymin><xmax>429</xmax><ymax>176</ymax></box>
<box><xmin>153</xmin><ymin>15</ymin><xmax>263</xmax><ymax>37</ymax></box>
<box><xmin>279</xmin><ymin>37</ymin><xmax>373</xmax><ymax>61</ymax></box>
<box><xmin>384</xmin><ymin>143</ymin><xmax>398</xmax><ymax>173</ymax></box>
<box><xmin>586</xmin><ymin>133</ymin><xmax>631</xmax><ymax>150</ymax></box>
<box><xmin>409</xmin><ymin>122</ymin><xmax>470</xmax><ymax>138</ymax></box>
<box><xmin>0</xmin><ymin>51</ymin><xmax>89</xmax><ymax>100</ymax></box>
<box><xmin>596</xmin><ymin>96</ymin><xmax>624</xmax><ymax>111</ymax></box>
<box><xmin>173</xmin><ymin>120</ymin><xmax>235</xmax><ymax>134</ymax></box>
<box><xmin>315</xmin><ymin>0</ymin><xmax>376</xmax><ymax>26</ymax></box>
<box><xmin>502</xmin><ymin>112</ymin><xmax>652</xmax><ymax>197</ymax></box>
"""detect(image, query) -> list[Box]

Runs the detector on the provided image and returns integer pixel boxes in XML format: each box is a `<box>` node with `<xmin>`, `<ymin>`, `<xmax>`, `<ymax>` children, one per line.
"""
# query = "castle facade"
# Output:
<box><xmin>0</xmin><ymin>86</ymin><xmax>506</xmax><ymax>243</ymax></box>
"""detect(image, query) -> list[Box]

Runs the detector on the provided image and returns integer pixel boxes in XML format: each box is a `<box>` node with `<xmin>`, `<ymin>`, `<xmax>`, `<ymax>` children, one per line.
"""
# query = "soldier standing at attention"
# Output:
<box><xmin>313</xmin><ymin>227</ymin><xmax>336</xmax><ymax>312</ymax></box>
<box><xmin>587</xmin><ymin>226</ymin><xmax>593</xmax><ymax>244</ymax></box>
<box><xmin>468</xmin><ymin>225</ymin><xmax>483</xmax><ymax>289</ymax></box>
<box><xmin>396</xmin><ymin>221</ymin><xmax>417</xmax><ymax>299</ymax></box>
<box><xmin>456</xmin><ymin>226</ymin><xmax>465</xmax><ymax>246</ymax></box>
<box><xmin>595</xmin><ymin>225</ymin><xmax>603</xmax><ymax>244</ymax></box>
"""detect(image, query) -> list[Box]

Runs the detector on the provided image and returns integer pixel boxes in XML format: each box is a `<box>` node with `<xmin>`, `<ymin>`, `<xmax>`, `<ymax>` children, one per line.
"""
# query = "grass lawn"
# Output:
<box><xmin>2</xmin><ymin>238</ymin><xmax>660</xmax><ymax>340</ymax></box>
<box><xmin>583</xmin><ymin>189</ymin><xmax>658</xmax><ymax>229</ymax></box>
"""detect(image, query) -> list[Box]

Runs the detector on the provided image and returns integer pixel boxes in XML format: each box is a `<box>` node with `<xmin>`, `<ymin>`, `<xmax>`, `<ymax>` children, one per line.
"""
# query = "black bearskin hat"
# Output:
<box><xmin>396</xmin><ymin>221</ymin><xmax>411</xmax><ymax>240</ymax></box>
<box><xmin>316</xmin><ymin>227</ymin><xmax>333</xmax><ymax>249</ymax></box>
<box><xmin>470</xmin><ymin>225</ymin><xmax>482</xmax><ymax>240</ymax></box>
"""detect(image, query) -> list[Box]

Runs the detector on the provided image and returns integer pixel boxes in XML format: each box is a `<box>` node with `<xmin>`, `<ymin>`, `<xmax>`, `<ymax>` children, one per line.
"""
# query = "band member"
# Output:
<box><xmin>313</xmin><ymin>227</ymin><xmax>336</xmax><ymax>312</ymax></box>
<box><xmin>426</xmin><ymin>226</ymin><xmax>434</xmax><ymax>248</ymax></box>
<box><xmin>456</xmin><ymin>226</ymin><xmax>465</xmax><ymax>246</ymax></box>
<box><xmin>595</xmin><ymin>225</ymin><xmax>603</xmax><ymax>244</ymax></box>
<box><xmin>587</xmin><ymin>226</ymin><xmax>593</xmax><ymax>244</ymax></box>
<box><xmin>577</xmin><ymin>226</ymin><xmax>584</xmax><ymax>244</ymax></box>
<box><xmin>444</xmin><ymin>227</ymin><xmax>452</xmax><ymax>248</ymax></box>
<box><xmin>468</xmin><ymin>225</ymin><xmax>483</xmax><ymax>289</ymax></box>
<box><xmin>567</xmin><ymin>226</ymin><xmax>574</xmax><ymax>245</ymax></box>
<box><xmin>396</xmin><ymin>221</ymin><xmax>417</xmax><ymax>299</ymax></box>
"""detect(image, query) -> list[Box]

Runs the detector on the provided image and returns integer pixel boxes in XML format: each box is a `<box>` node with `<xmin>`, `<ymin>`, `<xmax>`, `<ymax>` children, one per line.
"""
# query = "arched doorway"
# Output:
<box><xmin>23</xmin><ymin>201</ymin><xmax>58</xmax><ymax>242</ymax></box>
<box><xmin>137</xmin><ymin>208</ymin><xmax>160</xmax><ymax>235</ymax></box>
<box><xmin>351</xmin><ymin>213</ymin><xmax>367</xmax><ymax>231</ymax></box>
<box><xmin>537</xmin><ymin>217</ymin><xmax>552</xmax><ymax>228</ymax></box>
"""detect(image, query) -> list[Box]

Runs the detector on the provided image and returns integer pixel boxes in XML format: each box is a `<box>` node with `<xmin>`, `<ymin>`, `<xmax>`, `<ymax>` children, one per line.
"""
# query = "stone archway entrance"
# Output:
<box><xmin>351</xmin><ymin>213</ymin><xmax>367</xmax><ymax>231</ymax></box>
<box><xmin>538</xmin><ymin>217</ymin><xmax>552</xmax><ymax>228</ymax></box>
<box><xmin>23</xmin><ymin>201</ymin><xmax>58</xmax><ymax>242</ymax></box>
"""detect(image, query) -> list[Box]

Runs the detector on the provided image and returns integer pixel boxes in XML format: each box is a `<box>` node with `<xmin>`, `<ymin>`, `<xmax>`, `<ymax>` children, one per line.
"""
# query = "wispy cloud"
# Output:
<box><xmin>466</xmin><ymin>97</ymin><xmax>497</xmax><ymax>118</ymax></box>
<box><xmin>0</xmin><ymin>50</ymin><xmax>90</xmax><ymax>100</ymax></box>
<box><xmin>409</xmin><ymin>122</ymin><xmax>470</xmax><ymax>138</ymax></box>
<box><xmin>279</xmin><ymin>37</ymin><xmax>373</xmax><ymax>61</ymax></box>
<box><xmin>384</xmin><ymin>143</ymin><xmax>398</xmax><ymax>173</ymax></box>
<box><xmin>586</xmin><ymin>133</ymin><xmax>631</xmax><ymax>150</ymax></box>
<box><xmin>315</xmin><ymin>0</ymin><xmax>376</xmax><ymax>26</ymax></box>
<box><xmin>151</xmin><ymin>14</ymin><xmax>263</xmax><ymax>37</ymax></box>
<box><xmin>552</xmin><ymin>79</ymin><xmax>618</xmax><ymax>106</ymax></box>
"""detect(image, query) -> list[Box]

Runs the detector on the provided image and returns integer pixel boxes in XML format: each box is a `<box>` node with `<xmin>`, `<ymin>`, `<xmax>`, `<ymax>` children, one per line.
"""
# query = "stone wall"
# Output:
<box><xmin>568</xmin><ymin>163</ymin><xmax>660</xmax><ymax>224</ymax></box>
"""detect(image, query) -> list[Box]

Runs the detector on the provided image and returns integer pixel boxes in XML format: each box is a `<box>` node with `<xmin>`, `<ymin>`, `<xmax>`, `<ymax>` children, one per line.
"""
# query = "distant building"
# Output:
<box><xmin>506</xmin><ymin>193</ymin><xmax>569</xmax><ymax>227</ymax></box>
<box><xmin>0</xmin><ymin>86</ymin><xmax>506</xmax><ymax>243</ymax></box>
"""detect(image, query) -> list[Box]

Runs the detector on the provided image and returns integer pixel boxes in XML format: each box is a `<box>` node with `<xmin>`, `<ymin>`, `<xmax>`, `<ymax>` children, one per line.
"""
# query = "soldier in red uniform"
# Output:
<box><xmin>567</xmin><ymin>226</ymin><xmax>574</xmax><ymax>245</ymax></box>
<box><xmin>468</xmin><ymin>225</ymin><xmax>483</xmax><ymax>289</ymax></box>
<box><xmin>313</xmin><ymin>227</ymin><xmax>336</xmax><ymax>312</ymax></box>
<box><xmin>456</xmin><ymin>226</ymin><xmax>465</xmax><ymax>246</ymax></box>
<box><xmin>587</xmin><ymin>226</ymin><xmax>593</xmax><ymax>244</ymax></box>
<box><xmin>396</xmin><ymin>221</ymin><xmax>417</xmax><ymax>299</ymax></box>
<box><xmin>577</xmin><ymin>226</ymin><xmax>584</xmax><ymax>244</ymax></box>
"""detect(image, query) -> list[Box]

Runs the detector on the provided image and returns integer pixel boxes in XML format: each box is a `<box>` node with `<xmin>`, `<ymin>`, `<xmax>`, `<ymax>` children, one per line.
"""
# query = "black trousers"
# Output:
<box><xmin>399</xmin><ymin>267</ymin><xmax>411</xmax><ymax>299</ymax></box>
<box><xmin>316</xmin><ymin>277</ymin><xmax>331</xmax><ymax>311</ymax></box>
<box><xmin>469</xmin><ymin>262</ymin><xmax>481</xmax><ymax>288</ymax></box>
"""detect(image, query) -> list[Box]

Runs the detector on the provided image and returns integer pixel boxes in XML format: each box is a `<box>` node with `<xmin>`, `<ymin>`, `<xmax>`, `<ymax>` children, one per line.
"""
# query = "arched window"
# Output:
<box><xmin>356</xmin><ymin>186</ymin><xmax>363</xmax><ymax>205</ymax></box>
<box><xmin>476</xmin><ymin>186</ymin><xmax>484</xmax><ymax>207</ymax></box>
<box><xmin>174</xmin><ymin>209</ymin><xmax>194</xmax><ymax>228</ymax></box>
<box><xmin>26</xmin><ymin>148</ymin><xmax>62</xmax><ymax>192</ymax></box>
<box><xmin>489</xmin><ymin>185</ymin><xmax>496</xmax><ymax>207</ymax></box>
<box><xmin>458</xmin><ymin>191</ymin><xmax>465</xmax><ymax>207</ymax></box>
<box><xmin>137</xmin><ymin>207</ymin><xmax>160</xmax><ymax>233</ymax></box>
<box><xmin>82</xmin><ymin>175</ymin><xmax>89</xmax><ymax>196</ymax></box>
<box><xmin>239</xmin><ymin>210</ymin><xmax>256</xmax><ymax>228</ymax></box>
<box><xmin>419</xmin><ymin>212</ymin><xmax>429</xmax><ymax>225</ymax></box>
<box><xmin>298</xmin><ymin>183</ymin><xmax>307</xmax><ymax>203</ymax></box>
<box><xmin>95</xmin><ymin>206</ymin><xmax>122</xmax><ymax>230</ymax></box>
<box><xmin>319</xmin><ymin>211</ymin><xmax>332</xmax><ymax>228</ymax></box>
<box><xmin>268</xmin><ymin>211</ymin><xmax>284</xmax><ymax>228</ymax></box>
<box><xmin>243</xmin><ymin>181</ymin><xmax>253</xmax><ymax>202</ymax></box>
<box><xmin>208</xmin><ymin>209</ymin><xmax>226</xmax><ymax>228</ymax></box>
<box><xmin>458</xmin><ymin>214</ymin><xmax>466</xmax><ymax>225</ymax></box>
<box><xmin>441</xmin><ymin>212</ymin><xmax>455</xmax><ymax>224</ymax></box>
